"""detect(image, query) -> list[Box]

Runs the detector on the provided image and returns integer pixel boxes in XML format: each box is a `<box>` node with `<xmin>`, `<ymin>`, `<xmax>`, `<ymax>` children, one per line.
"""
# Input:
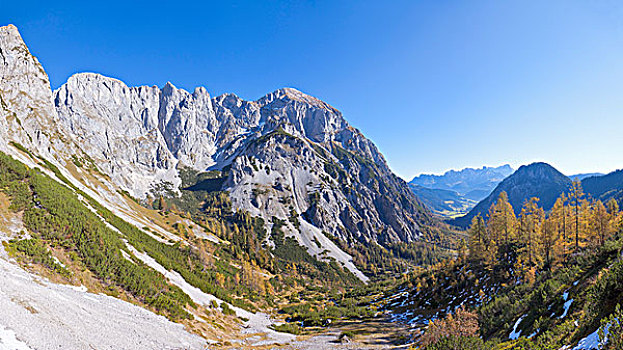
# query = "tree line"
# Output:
<box><xmin>464</xmin><ymin>181</ymin><xmax>622</xmax><ymax>283</ymax></box>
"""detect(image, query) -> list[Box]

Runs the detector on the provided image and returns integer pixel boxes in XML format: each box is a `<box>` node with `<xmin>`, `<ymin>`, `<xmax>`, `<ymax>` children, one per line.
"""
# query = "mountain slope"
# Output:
<box><xmin>0</xmin><ymin>23</ymin><xmax>441</xmax><ymax>279</ymax></box>
<box><xmin>451</xmin><ymin>162</ymin><xmax>572</xmax><ymax>227</ymax></box>
<box><xmin>0</xmin><ymin>24</ymin><xmax>453</xmax><ymax>349</ymax></box>
<box><xmin>409</xmin><ymin>165</ymin><xmax>513</xmax><ymax>218</ymax></box>
<box><xmin>582</xmin><ymin>169</ymin><xmax>623</xmax><ymax>204</ymax></box>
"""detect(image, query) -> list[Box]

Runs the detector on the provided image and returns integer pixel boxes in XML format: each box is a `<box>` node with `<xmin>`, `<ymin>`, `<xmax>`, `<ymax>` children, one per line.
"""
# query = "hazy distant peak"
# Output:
<box><xmin>410</xmin><ymin>164</ymin><xmax>514</xmax><ymax>201</ymax></box>
<box><xmin>568</xmin><ymin>172</ymin><xmax>604</xmax><ymax>181</ymax></box>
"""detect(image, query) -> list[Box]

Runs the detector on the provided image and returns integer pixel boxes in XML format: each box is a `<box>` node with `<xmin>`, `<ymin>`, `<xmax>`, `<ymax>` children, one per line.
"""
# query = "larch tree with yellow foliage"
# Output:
<box><xmin>568</xmin><ymin>181</ymin><xmax>588</xmax><ymax>252</ymax></box>
<box><xmin>518</xmin><ymin>198</ymin><xmax>544</xmax><ymax>269</ymax></box>
<box><xmin>550</xmin><ymin>194</ymin><xmax>571</xmax><ymax>266</ymax></box>
<box><xmin>468</xmin><ymin>215</ymin><xmax>488</xmax><ymax>267</ymax></box>
<box><xmin>486</xmin><ymin>191</ymin><xmax>517</xmax><ymax>261</ymax></box>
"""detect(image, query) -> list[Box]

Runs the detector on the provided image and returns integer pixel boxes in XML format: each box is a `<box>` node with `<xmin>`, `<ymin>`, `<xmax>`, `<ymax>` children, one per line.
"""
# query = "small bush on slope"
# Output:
<box><xmin>421</xmin><ymin>306</ymin><xmax>480</xmax><ymax>347</ymax></box>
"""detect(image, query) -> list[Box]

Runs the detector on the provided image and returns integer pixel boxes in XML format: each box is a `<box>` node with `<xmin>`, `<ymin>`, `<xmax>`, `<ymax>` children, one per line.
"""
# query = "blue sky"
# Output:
<box><xmin>3</xmin><ymin>1</ymin><xmax>623</xmax><ymax>180</ymax></box>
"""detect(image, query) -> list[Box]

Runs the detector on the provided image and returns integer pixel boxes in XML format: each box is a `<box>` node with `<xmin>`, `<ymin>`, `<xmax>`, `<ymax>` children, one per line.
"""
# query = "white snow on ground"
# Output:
<box><xmin>125</xmin><ymin>244</ymin><xmax>296</xmax><ymax>346</ymax></box>
<box><xmin>560</xmin><ymin>299</ymin><xmax>573</xmax><ymax>319</ymax></box>
<box><xmin>0</xmin><ymin>325</ymin><xmax>33</xmax><ymax>350</ymax></box>
<box><xmin>528</xmin><ymin>330</ymin><xmax>538</xmax><ymax>338</ymax></box>
<box><xmin>558</xmin><ymin>291</ymin><xmax>573</xmax><ymax>319</ymax></box>
<box><xmin>509</xmin><ymin>316</ymin><xmax>525</xmax><ymax>340</ymax></box>
<box><xmin>120</xmin><ymin>249</ymin><xmax>136</xmax><ymax>263</ymax></box>
<box><xmin>571</xmin><ymin>324</ymin><xmax>609</xmax><ymax>350</ymax></box>
<box><xmin>0</xmin><ymin>244</ymin><xmax>206</xmax><ymax>350</ymax></box>
<box><xmin>126</xmin><ymin>244</ymin><xmax>222</xmax><ymax>306</ymax></box>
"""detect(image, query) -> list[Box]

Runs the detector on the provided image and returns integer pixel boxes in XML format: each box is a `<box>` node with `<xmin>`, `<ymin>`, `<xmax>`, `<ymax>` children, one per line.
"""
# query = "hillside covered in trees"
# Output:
<box><xmin>384</xmin><ymin>183</ymin><xmax>623</xmax><ymax>349</ymax></box>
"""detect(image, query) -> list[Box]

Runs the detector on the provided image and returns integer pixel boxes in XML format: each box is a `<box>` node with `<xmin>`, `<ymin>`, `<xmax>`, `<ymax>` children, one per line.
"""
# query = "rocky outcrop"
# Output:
<box><xmin>0</xmin><ymin>25</ymin><xmax>64</xmax><ymax>158</ymax></box>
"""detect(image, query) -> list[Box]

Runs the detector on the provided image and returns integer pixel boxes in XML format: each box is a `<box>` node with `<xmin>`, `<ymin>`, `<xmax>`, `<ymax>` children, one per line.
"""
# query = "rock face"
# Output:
<box><xmin>52</xmin><ymin>74</ymin><xmax>432</xmax><ymax>245</ymax></box>
<box><xmin>0</xmin><ymin>25</ymin><xmax>66</xmax><ymax>159</ymax></box>
<box><xmin>0</xmin><ymin>25</ymin><xmax>433</xmax><ymax>269</ymax></box>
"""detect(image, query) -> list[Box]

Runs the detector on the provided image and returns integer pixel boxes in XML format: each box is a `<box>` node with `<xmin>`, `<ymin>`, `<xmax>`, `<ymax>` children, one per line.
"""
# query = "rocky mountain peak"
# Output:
<box><xmin>512</xmin><ymin>162</ymin><xmax>563</xmax><ymax>179</ymax></box>
<box><xmin>259</xmin><ymin>87</ymin><xmax>338</xmax><ymax>112</ymax></box>
<box><xmin>0</xmin><ymin>24</ymin><xmax>24</xmax><ymax>52</ymax></box>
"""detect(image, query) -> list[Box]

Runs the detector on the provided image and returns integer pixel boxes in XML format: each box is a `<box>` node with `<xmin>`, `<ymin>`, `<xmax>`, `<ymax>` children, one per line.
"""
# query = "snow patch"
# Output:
<box><xmin>0</xmin><ymin>245</ymin><xmax>205</xmax><ymax>350</ymax></box>
<box><xmin>571</xmin><ymin>325</ymin><xmax>609</xmax><ymax>350</ymax></box>
<box><xmin>560</xmin><ymin>299</ymin><xmax>573</xmax><ymax>319</ymax></box>
<box><xmin>0</xmin><ymin>325</ymin><xmax>33</xmax><ymax>350</ymax></box>
<box><xmin>509</xmin><ymin>316</ymin><xmax>525</xmax><ymax>340</ymax></box>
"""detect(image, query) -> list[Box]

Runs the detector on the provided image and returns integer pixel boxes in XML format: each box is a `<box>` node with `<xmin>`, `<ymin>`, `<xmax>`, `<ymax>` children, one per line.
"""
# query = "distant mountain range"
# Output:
<box><xmin>569</xmin><ymin>172</ymin><xmax>604</xmax><ymax>181</ymax></box>
<box><xmin>409</xmin><ymin>165</ymin><xmax>513</xmax><ymax>217</ymax></box>
<box><xmin>410</xmin><ymin>164</ymin><xmax>514</xmax><ymax>201</ymax></box>
<box><xmin>582</xmin><ymin>169</ymin><xmax>623</xmax><ymax>204</ymax></box>
<box><xmin>451</xmin><ymin>163</ymin><xmax>623</xmax><ymax>228</ymax></box>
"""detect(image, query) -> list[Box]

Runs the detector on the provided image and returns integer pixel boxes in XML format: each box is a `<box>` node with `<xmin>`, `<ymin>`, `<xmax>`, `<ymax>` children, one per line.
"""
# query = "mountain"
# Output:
<box><xmin>582</xmin><ymin>169</ymin><xmax>623</xmax><ymax>204</ymax></box>
<box><xmin>0</xmin><ymin>24</ymin><xmax>451</xmax><ymax>348</ymax></box>
<box><xmin>451</xmin><ymin>162</ymin><xmax>572</xmax><ymax>227</ymax></box>
<box><xmin>53</xmin><ymin>75</ymin><xmax>436</xmax><ymax>248</ymax></box>
<box><xmin>410</xmin><ymin>164</ymin><xmax>513</xmax><ymax>201</ymax></box>
<box><xmin>408</xmin><ymin>184</ymin><xmax>477</xmax><ymax>218</ymax></box>
<box><xmin>569</xmin><ymin>172</ymin><xmax>604</xmax><ymax>181</ymax></box>
<box><xmin>382</xmin><ymin>167</ymin><xmax>623</xmax><ymax>349</ymax></box>
<box><xmin>409</xmin><ymin>164</ymin><xmax>513</xmax><ymax>218</ymax></box>
<box><xmin>3</xmin><ymin>23</ymin><xmax>436</xmax><ymax>255</ymax></box>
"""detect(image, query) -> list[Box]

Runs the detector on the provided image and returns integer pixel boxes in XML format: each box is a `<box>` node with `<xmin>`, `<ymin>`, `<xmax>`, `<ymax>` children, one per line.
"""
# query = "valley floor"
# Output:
<box><xmin>0</xmin><ymin>227</ymin><xmax>408</xmax><ymax>349</ymax></box>
<box><xmin>226</xmin><ymin>320</ymin><xmax>412</xmax><ymax>350</ymax></box>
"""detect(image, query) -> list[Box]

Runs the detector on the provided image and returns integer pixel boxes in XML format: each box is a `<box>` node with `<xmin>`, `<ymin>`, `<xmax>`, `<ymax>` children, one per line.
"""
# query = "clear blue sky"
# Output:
<box><xmin>4</xmin><ymin>1</ymin><xmax>623</xmax><ymax>180</ymax></box>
